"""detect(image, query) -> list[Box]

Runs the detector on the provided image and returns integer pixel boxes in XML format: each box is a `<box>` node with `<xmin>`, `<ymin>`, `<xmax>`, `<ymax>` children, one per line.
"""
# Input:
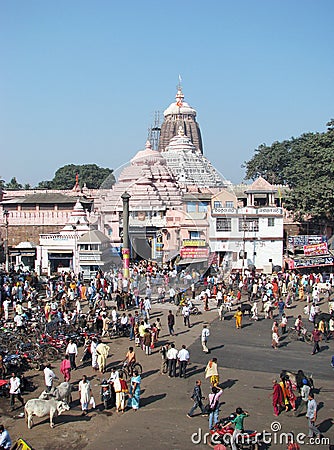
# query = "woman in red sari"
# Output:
<box><xmin>60</xmin><ymin>354</ymin><xmax>71</xmax><ymax>382</ymax></box>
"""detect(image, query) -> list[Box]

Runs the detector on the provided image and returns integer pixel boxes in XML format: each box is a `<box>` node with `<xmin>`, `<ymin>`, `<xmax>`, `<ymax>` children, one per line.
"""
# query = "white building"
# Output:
<box><xmin>209</xmin><ymin>177</ymin><xmax>284</xmax><ymax>273</ymax></box>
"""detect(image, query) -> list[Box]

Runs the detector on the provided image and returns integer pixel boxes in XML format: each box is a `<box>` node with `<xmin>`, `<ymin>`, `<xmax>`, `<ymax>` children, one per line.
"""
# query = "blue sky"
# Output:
<box><xmin>1</xmin><ymin>0</ymin><xmax>333</xmax><ymax>186</ymax></box>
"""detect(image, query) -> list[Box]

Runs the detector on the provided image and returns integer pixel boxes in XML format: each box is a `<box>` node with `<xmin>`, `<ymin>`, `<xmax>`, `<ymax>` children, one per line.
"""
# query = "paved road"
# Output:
<box><xmin>189</xmin><ymin>311</ymin><xmax>334</xmax><ymax>381</ymax></box>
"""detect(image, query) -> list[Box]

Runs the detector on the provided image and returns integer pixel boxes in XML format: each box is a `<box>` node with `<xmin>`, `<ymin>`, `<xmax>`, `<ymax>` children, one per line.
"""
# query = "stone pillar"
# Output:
<box><xmin>121</xmin><ymin>192</ymin><xmax>131</xmax><ymax>279</ymax></box>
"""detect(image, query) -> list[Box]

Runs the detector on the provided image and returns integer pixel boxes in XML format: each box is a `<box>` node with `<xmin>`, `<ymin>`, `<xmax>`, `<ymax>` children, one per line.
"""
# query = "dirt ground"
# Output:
<box><xmin>1</xmin><ymin>296</ymin><xmax>333</xmax><ymax>450</ymax></box>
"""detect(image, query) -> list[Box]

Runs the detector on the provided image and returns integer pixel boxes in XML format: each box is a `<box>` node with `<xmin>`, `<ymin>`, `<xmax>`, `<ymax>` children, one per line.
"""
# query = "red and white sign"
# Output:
<box><xmin>180</xmin><ymin>247</ymin><xmax>209</xmax><ymax>259</ymax></box>
<box><xmin>303</xmin><ymin>242</ymin><xmax>328</xmax><ymax>257</ymax></box>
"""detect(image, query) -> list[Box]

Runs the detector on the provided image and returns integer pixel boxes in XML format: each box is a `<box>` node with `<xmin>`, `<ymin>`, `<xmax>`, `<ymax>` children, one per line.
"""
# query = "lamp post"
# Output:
<box><xmin>121</xmin><ymin>192</ymin><xmax>131</xmax><ymax>280</ymax></box>
<box><xmin>3</xmin><ymin>210</ymin><xmax>9</xmax><ymax>272</ymax></box>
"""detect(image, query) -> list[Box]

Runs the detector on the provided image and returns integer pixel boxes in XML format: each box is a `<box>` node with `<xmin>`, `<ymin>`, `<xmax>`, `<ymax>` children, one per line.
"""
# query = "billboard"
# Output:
<box><xmin>303</xmin><ymin>242</ymin><xmax>328</xmax><ymax>257</ymax></box>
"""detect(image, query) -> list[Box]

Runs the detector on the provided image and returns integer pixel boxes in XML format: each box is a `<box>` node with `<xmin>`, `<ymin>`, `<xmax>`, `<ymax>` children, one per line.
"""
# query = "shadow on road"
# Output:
<box><xmin>219</xmin><ymin>378</ymin><xmax>238</xmax><ymax>390</ymax></box>
<box><xmin>141</xmin><ymin>392</ymin><xmax>166</xmax><ymax>407</ymax></box>
<box><xmin>318</xmin><ymin>417</ymin><xmax>333</xmax><ymax>433</ymax></box>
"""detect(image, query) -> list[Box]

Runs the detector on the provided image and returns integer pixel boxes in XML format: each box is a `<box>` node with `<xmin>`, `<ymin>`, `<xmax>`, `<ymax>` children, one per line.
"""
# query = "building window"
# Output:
<box><xmin>268</xmin><ymin>217</ymin><xmax>275</xmax><ymax>227</ymax></box>
<box><xmin>216</xmin><ymin>218</ymin><xmax>232</xmax><ymax>232</ymax></box>
<box><xmin>214</xmin><ymin>201</ymin><xmax>222</xmax><ymax>208</ymax></box>
<box><xmin>225</xmin><ymin>201</ymin><xmax>234</xmax><ymax>208</ymax></box>
<box><xmin>189</xmin><ymin>231</ymin><xmax>200</xmax><ymax>239</ymax></box>
<box><xmin>186</xmin><ymin>202</ymin><xmax>196</xmax><ymax>213</ymax></box>
<box><xmin>238</xmin><ymin>218</ymin><xmax>259</xmax><ymax>232</ymax></box>
<box><xmin>198</xmin><ymin>202</ymin><xmax>209</xmax><ymax>212</ymax></box>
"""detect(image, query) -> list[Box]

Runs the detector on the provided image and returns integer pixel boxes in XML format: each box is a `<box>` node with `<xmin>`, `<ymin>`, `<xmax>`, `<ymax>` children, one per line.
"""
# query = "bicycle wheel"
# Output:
<box><xmin>287</xmin><ymin>329</ymin><xmax>299</xmax><ymax>341</ymax></box>
<box><xmin>133</xmin><ymin>363</ymin><xmax>143</xmax><ymax>375</ymax></box>
<box><xmin>45</xmin><ymin>347</ymin><xmax>59</xmax><ymax>361</ymax></box>
<box><xmin>118</xmin><ymin>368</ymin><xmax>129</xmax><ymax>381</ymax></box>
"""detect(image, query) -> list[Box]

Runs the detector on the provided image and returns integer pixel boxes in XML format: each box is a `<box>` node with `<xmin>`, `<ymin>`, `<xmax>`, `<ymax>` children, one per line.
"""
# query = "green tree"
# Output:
<box><xmin>35</xmin><ymin>164</ymin><xmax>115</xmax><ymax>189</ymax></box>
<box><xmin>244</xmin><ymin>120</ymin><xmax>334</xmax><ymax>226</ymax></box>
<box><xmin>5</xmin><ymin>177</ymin><xmax>23</xmax><ymax>190</ymax></box>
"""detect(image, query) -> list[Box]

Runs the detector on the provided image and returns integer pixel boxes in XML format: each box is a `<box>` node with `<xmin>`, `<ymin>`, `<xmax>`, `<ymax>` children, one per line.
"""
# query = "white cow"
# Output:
<box><xmin>39</xmin><ymin>382</ymin><xmax>72</xmax><ymax>405</ymax></box>
<box><xmin>24</xmin><ymin>399</ymin><xmax>70</xmax><ymax>429</ymax></box>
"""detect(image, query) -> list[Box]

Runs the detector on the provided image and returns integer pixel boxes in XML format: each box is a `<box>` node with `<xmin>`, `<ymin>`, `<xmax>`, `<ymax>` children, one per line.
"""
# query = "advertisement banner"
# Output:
<box><xmin>303</xmin><ymin>242</ymin><xmax>328</xmax><ymax>256</ymax></box>
<box><xmin>180</xmin><ymin>247</ymin><xmax>209</xmax><ymax>259</ymax></box>
<box><xmin>293</xmin><ymin>255</ymin><xmax>334</xmax><ymax>268</ymax></box>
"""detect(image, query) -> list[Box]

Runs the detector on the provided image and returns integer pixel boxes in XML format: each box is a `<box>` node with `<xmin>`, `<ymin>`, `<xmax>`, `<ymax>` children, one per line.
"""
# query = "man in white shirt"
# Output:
<box><xmin>143</xmin><ymin>297</ymin><xmax>151</xmax><ymax>320</ymax></box>
<box><xmin>3</xmin><ymin>298</ymin><xmax>10</xmax><ymax>321</ymax></box>
<box><xmin>66</xmin><ymin>339</ymin><xmax>78</xmax><ymax>370</ymax></box>
<box><xmin>167</xmin><ymin>343</ymin><xmax>178</xmax><ymax>378</ymax></box>
<box><xmin>13</xmin><ymin>313</ymin><xmax>24</xmax><ymax>331</ymax></box>
<box><xmin>201</xmin><ymin>325</ymin><xmax>210</xmax><ymax>353</ymax></box>
<box><xmin>9</xmin><ymin>372</ymin><xmax>24</xmax><ymax>410</ymax></box>
<box><xmin>44</xmin><ymin>364</ymin><xmax>58</xmax><ymax>392</ymax></box>
<box><xmin>182</xmin><ymin>304</ymin><xmax>191</xmax><ymax>328</ymax></box>
<box><xmin>177</xmin><ymin>345</ymin><xmax>190</xmax><ymax>378</ymax></box>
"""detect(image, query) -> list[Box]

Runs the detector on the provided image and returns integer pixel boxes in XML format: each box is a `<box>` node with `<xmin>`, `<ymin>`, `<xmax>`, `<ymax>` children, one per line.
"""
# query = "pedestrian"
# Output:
<box><xmin>201</xmin><ymin>325</ymin><xmax>210</xmax><ymax>353</ymax></box>
<box><xmin>208</xmin><ymin>385</ymin><xmax>223</xmax><ymax>430</ymax></box>
<box><xmin>280</xmin><ymin>313</ymin><xmax>288</xmax><ymax>334</ymax></box>
<box><xmin>9</xmin><ymin>372</ymin><xmax>24</xmax><ymax>411</ymax></box>
<box><xmin>156</xmin><ymin>317</ymin><xmax>162</xmax><ymax>337</ymax></box>
<box><xmin>114</xmin><ymin>372</ymin><xmax>128</xmax><ymax>413</ymax></box>
<box><xmin>127</xmin><ymin>369</ymin><xmax>141</xmax><ymax>410</ymax></box>
<box><xmin>96</xmin><ymin>342</ymin><xmax>110</xmax><ymax>373</ymax></box>
<box><xmin>234</xmin><ymin>307</ymin><xmax>243</xmax><ymax>329</ymax></box>
<box><xmin>187</xmin><ymin>380</ymin><xmax>206</xmax><ymax>418</ymax></box>
<box><xmin>78</xmin><ymin>374</ymin><xmax>92</xmax><ymax>416</ymax></box>
<box><xmin>66</xmin><ymin>339</ymin><xmax>78</xmax><ymax>370</ymax></box>
<box><xmin>306</xmin><ymin>392</ymin><xmax>321</xmax><ymax>438</ymax></box>
<box><xmin>294</xmin><ymin>378</ymin><xmax>310</xmax><ymax>417</ymax></box>
<box><xmin>44</xmin><ymin>363</ymin><xmax>58</xmax><ymax>392</ymax></box>
<box><xmin>272</xmin><ymin>321</ymin><xmax>280</xmax><ymax>349</ymax></box>
<box><xmin>177</xmin><ymin>344</ymin><xmax>190</xmax><ymax>378</ymax></box>
<box><xmin>278</xmin><ymin>298</ymin><xmax>285</xmax><ymax>319</ymax></box>
<box><xmin>167</xmin><ymin>310</ymin><xmax>175</xmax><ymax>336</ymax></box>
<box><xmin>311</xmin><ymin>326</ymin><xmax>322</xmax><ymax>355</ymax></box>
<box><xmin>182</xmin><ymin>302</ymin><xmax>191</xmax><ymax>328</ymax></box>
<box><xmin>0</xmin><ymin>424</ymin><xmax>11</xmax><ymax>450</ymax></box>
<box><xmin>143</xmin><ymin>328</ymin><xmax>152</xmax><ymax>355</ymax></box>
<box><xmin>224</xmin><ymin>407</ymin><xmax>249</xmax><ymax>450</ymax></box>
<box><xmin>205</xmin><ymin>358</ymin><xmax>219</xmax><ymax>386</ymax></box>
<box><xmin>60</xmin><ymin>354</ymin><xmax>71</xmax><ymax>382</ymax></box>
<box><xmin>91</xmin><ymin>337</ymin><xmax>99</xmax><ymax>371</ymax></box>
<box><xmin>271</xmin><ymin>379</ymin><xmax>283</xmax><ymax>416</ymax></box>
<box><xmin>143</xmin><ymin>297</ymin><xmax>151</xmax><ymax>320</ymax></box>
<box><xmin>167</xmin><ymin>343</ymin><xmax>178</xmax><ymax>377</ymax></box>
<box><xmin>160</xmin><ymin>343</ymin><xmax>169</xmax><ymax>374</ymax></box>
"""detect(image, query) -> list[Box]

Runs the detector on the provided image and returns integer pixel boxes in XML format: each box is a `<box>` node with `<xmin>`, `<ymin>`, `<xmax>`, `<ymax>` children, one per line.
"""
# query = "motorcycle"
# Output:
<box><xmin>210</xmin><ymin>413</ymin><xmax>261</xmax><ymax>449</ymax></box>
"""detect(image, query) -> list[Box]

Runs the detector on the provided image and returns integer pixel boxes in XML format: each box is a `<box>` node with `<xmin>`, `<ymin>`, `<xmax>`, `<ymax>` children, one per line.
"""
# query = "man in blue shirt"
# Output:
<box><xmin>306</xmin><ymin>392</ymin><xmax>321</xmax><ymax>438</ymax></box>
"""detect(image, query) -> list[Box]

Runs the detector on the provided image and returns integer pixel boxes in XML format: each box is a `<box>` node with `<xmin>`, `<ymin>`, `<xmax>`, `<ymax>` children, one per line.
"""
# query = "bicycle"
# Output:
<box><xmin>118</xmin><ymin>362</ymin><xmax>143</xmax><ymax>381</ymax></box>
<box><xmin>287</xmin><ymin>327</ymin><xmax>312</xmax><ymax>344</ymax></box>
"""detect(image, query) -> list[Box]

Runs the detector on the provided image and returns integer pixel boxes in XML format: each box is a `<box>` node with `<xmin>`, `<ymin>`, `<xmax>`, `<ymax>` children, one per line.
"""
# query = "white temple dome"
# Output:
<box><xmin>164</xmin><ymin>89</ymin><xmax>197</xmax><ymax>117</ymax></box>
<box><xmin>131</xmin><ymin>141</ymin><xmax>166</xmax><ymax>166</ymax></box>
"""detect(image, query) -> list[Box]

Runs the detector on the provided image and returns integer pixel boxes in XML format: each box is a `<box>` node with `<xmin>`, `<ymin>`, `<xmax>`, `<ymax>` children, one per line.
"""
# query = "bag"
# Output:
<box><xmin>89</xmin><ymin>396</ymin><xmax>96</xmax><ymax>408</ymax></box>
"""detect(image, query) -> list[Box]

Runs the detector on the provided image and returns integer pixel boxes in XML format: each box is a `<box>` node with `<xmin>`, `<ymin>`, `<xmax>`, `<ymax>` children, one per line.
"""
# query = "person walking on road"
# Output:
<box><xmin>201</xmin><ymin>325</ymin><xmax>210</xmax><ymax>353</ymax></box>
<box><xmin>167</xmin><ymin>343</ymin><xmax>178</xmax><ymax>377</ymax></box>
<box><xmin>234</xmin><ymin>307</ymin><xmax>243</xmax><ymax>329</ymax></box>
<box><xmin>9</xmin><ymin>373</ymin><xmax>24</xmax><ymax>411</ymax></box>
<box><xmin>177</xmin><ymin>344</ymin><xmax>190</xmax><ymax>378</ymax></box>
<box><xmin>167</xmin><ymin>310</ymin><xmax>175</xmax><ymax>336</ymax></box>
<box><xmin>208</xmin><ymin>385</ymin><xmax>223</xmax><ymax>430</ymax></box>
<box><xmin>44</xmin><ymin>364</ymin><xmax>58</xmax><ymax>393</ymax></box>
<box><xmin>187</xmin><ymin>380</ymin><xmax>206</xmax><ymax>417</ymax></box>
<box><xmin>66</xmin><ymin>339</ymin><xmax>78</xmax><ymax>370</ymax></box>
<box><xmin>182</xmin><ymin>303</ymin><xmax>191</xmax><ymax>328</ymax></box>
<box><xmin>205</xmin><ymin>358</ymin><xmax>219</xmax><ymax>386</ymax></box>
<box><xmin>271</xmin><ymin>379</ymin><xmax>283</xmax><ymax>416</ymax></box>
<box><xmin>311</xmin><ymin>326</ymin><xmax>322</xmax><ymax>355</ymax></box>
<box><xmin>294</xmin><ymin>378</ymin><xmax>310</xmax><ymax>417</ymax></box>
<box><xmin>306</xmin><ymin>392</ymin><xmax>321</xmax><ymax>438</ymax></box>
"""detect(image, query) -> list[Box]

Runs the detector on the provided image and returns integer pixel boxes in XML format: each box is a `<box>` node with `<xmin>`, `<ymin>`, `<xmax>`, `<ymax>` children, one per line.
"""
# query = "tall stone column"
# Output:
<box><xmin>121</xmin><ymin>192</ymin><xmax>131</xmax><ymax>279</ymax></box>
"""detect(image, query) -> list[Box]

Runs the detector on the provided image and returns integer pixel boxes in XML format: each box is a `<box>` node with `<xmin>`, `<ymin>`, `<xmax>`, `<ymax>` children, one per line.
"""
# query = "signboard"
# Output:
<box><xmin>258</xmin><ymin>207</ymin><xmax>283</xmax><ymax>214</ymax></box>
<box><xmin>288</xmin><ymin>235</ymin><xmax>327</xmax><ymax>248</ymax></box>
<box><xmin>212</xmin><ymin>207</ymin><xmax>236</xmax><ymax>215</ymax></box>
<box><xmin>303</xmin><ymin>242</ymin><xmax>328</xmax><ymax>257</ymax></box>
<box><xmin>180</xmin><ymin>247</ymin><xmax>209</xmax><ymax>259</ymax></box>
<box><xmin>182</xmin><ymin>239</ymin><xmax>206</xmax><ymax>247</ymax></box>
<box><xmin>293</xmin><ymin>255</ymin><xmax>334</xmax><ymax>268</ymax></box>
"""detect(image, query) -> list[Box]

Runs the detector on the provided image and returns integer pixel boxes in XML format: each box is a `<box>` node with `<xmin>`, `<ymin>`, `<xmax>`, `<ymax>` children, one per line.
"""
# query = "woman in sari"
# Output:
<box><xmin>127</xmin><ymin>370</ymin><xmax>141</xmax><ymax>410</ymax></box>
<box><xmin>60</xmin><ymin>354</ymin><xmax>71</xmax><ymax>382</ymax></box>
<box><xmin>205</xmin><ymin>358</ymin><xmax>219</xmax><ymax>386</ymax></box>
